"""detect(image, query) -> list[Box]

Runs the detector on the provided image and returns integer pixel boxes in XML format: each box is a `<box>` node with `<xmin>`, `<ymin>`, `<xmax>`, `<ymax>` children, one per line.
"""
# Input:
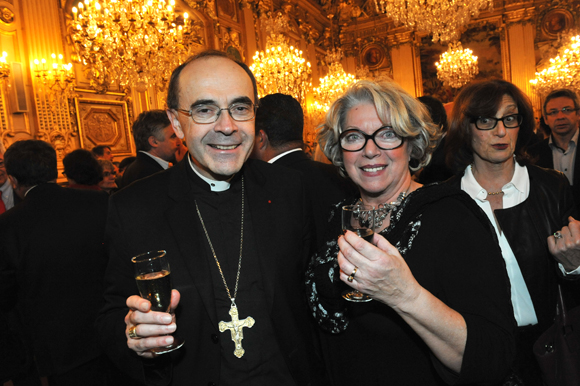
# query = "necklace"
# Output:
<box><xmin>195</xmin><ymin>177</ymin><xmax>255</xmax><ymax>359</ymax></box>
<box><xmin>372</xmin><ymin>183</ymin><xmax>412</xmax><ymax>229</ymax></box>
<box><xmin>471</xmin><ymin>164</ymin><xmax>505</xmax><ymax>196</ymax></box>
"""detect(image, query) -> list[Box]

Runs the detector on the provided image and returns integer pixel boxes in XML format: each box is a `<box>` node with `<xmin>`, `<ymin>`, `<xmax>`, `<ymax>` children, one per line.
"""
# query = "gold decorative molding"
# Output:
<box><xmin>0</xmin><ymin>7</ymin><xmax>14</xmax><ymax>24</ymax></box>
<box><xmin>74</xmin><ymin>98</ymin><xmax>134</xmax><ymax>157</ymax></box>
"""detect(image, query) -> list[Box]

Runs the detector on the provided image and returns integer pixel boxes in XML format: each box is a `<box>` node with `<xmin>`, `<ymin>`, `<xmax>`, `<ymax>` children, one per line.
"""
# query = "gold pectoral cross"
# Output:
<box><xmin>218</xmin><ymin>302</ymin><xmax>255</xmax><ymax>358</ymax></box>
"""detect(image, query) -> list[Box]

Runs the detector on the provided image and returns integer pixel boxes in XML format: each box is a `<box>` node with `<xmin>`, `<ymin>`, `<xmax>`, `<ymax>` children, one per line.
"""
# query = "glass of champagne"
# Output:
<box><xmin>132</xmin><ymin>250</ymin><xmax>185</xmax><ymax>354</ymax></box>
<box><xmin>341</xmin><ymin>205</ymin><xmax>374</xmax><ymax>303</ymax></box>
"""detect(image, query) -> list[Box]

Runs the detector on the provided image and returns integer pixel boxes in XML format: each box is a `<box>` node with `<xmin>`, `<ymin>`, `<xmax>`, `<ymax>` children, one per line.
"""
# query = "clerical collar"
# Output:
<box><xmin>188</xmin><ymin>154</ymin><xmax>232</xmax><ymax>192</ymax></box>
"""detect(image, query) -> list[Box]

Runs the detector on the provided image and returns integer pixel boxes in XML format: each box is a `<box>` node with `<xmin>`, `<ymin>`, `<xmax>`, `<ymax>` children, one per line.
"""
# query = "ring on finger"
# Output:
<box><xmin>554</xmin><ymin>231</ymin><xmax>563</xmax><ymax>240</ymax></box>
<box><xmin>347</xmin><ymin>266</ymin><xmax>358</xmax><ymax>283</ymax></box>
<box><xmin>128</xmin><ymin>325</ymin><xmax>140</xmax><ymax>339</ymax></box>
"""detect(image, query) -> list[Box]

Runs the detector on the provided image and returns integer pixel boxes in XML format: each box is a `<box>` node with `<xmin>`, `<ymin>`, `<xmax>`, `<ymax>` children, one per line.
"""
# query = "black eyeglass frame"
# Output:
<box><xmin>470</xmin><ymin>114</ymin><xmax>523</xmax><ymax>131</ymax></box>
<box><xmin>175</xmin><ymin>103</ymin><xmax>258</xmax><ymax>124</ymax></box>
<box><xmin>339</xmin><ymin>126</ymin><xmax>405</xmax><ymax>152</ymax></box>
<box><xmin>544</xmin><ymin>107</ymin><xmax>580</xmax><ymax>117</ymax></box>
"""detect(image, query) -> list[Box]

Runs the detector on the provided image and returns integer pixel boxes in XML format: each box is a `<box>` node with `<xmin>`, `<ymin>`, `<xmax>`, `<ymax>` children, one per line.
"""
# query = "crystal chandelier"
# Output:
<box><xmin>33</xmin><ymin>53</ymin><xmax>77</xmax><ymax>106</ymax></box>
<box><xmin>374</xmin><ymin>0</ymin><xmax>492</xmax><ymax>43</ymax></box>
<box><xmin>530</xmin><ymin>34</ymin><xmax>580</xmax><ymax>96</ymax></box>
<box><xmin>312</xmin><ymin>48</ymin><xmax>356</xmax><ymax>114</ymax></box>
<box><xmin>435</xmin><ymin>42</ymin><xmax>479</xmax><ymax>88</ymax></box>
<box><xmin>249</xmin><ymin>14</ymin><xmax>312</xmax><ymax>106</ymax></box>
<box><xmin>68</xmin><ymin>0</ymin><xmax>202</xmax><ymax>93</ymax></box>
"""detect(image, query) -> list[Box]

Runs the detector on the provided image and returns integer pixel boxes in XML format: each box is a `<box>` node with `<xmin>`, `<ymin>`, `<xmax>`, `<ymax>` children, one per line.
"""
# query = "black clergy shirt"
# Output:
<box><xmin>187</xmin><ymin>165</ymin><xmax>296</xmax><ymax>386</ymax></box>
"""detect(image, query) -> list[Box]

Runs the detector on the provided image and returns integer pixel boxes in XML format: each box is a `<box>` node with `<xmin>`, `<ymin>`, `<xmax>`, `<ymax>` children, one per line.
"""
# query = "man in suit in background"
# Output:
<box><xmin>0</xmin><ymin>140</ymin><xmax>109</xmax><ymax>385</ymax></box>
<box><xmin>96</xmin><ymin>51</ymin><xmax>328</xmax><ymax>386</ymax></box>
<box><xmin>118</xmin><ymin>109</ymin><xmax>181</xmax><ymax>189</ymax></box>
<box><xmin>529</xmin><ymin>88</ymin><xmax>580</xmax><ymax>207</ymax></box>
<box><xmin>251</xmin><ymin>93</ymin><xmax>356</xmax><ymax>248</ymax></box>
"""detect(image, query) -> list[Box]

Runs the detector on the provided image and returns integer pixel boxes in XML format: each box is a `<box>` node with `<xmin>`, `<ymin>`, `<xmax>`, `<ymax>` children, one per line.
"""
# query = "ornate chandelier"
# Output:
<box><xmin>374</xmin><ymin>0</ymin><xmax>492</xmax><ymax>43</ymax></box>
<box><xmin>435</xmin><ymin>42</ymin><xmax>479</xmax><ymax>88</ymax></box>
<box><xmin>312</xmin><ymin>48</ymin><xmax>356</xmax><ymax>113</ymax></box>
<box><xmin>249</xmin><ymin>14</ymin><xmax>311</xmax><ymax>105</ymax></box>
<box><xmin>68</xmin><ymin>0</ymin><xmax>203</xmax><ymax>93</ymax></box>
<box><xmin>530</xmin><ymin>34</ymin><xmax>580</xmax><ymax>96</ymax></box>
<box><xmin>33</xmin><ymin>53</ymin><xmax>77</xmax><ymax>106</ymax></box>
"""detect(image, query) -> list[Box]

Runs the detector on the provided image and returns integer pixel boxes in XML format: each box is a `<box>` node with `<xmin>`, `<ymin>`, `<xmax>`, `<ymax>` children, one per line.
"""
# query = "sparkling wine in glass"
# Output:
<box><xmin>341</xmin><ymin>205</ymin><xmax>374</xmax><ymax>303</ymax></box>
<box><xmin>132</xmin><ymin>250</ymin><xmax>185</xmax><ymax>354</ymax></box>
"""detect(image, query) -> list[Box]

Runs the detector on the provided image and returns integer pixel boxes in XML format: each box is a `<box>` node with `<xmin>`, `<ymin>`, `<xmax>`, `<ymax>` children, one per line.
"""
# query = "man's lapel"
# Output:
<box><xmin>244</xmin><ymin>165</ymin><xmax>278</xmax><ymax>311</ymax></box>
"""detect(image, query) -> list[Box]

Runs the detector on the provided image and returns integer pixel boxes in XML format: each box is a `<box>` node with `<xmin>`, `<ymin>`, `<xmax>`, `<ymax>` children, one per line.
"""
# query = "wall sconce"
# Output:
<box><xmin>0</xmin><ymin>52</ymin><xmax>10</xmax><ymax>88</ymax></box>
<box><xmin>33</xmin><ymin>53</ymin><xmax>76</xmax><ymax>107</ymax></box>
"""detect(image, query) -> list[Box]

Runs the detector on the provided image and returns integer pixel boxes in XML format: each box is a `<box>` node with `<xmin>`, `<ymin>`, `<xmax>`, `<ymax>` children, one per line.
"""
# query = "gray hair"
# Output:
<box><xmin>317</xmin><ymin>79</ymin><xmax>440</xmax><ymax>177</ymax></box>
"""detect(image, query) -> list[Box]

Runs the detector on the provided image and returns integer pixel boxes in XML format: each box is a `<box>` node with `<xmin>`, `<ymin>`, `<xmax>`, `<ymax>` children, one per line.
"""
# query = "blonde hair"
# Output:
<box><xmin>317</xmin><ymin>79</ymin><xmax>440</xmax><ymax>177</ymax></box>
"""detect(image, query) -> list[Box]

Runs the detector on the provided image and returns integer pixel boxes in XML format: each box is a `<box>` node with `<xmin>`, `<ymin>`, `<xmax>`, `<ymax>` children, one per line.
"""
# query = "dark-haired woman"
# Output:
<box><xmin>445</xmin><ymin>79</ymin><xmax>580</xmax><ymax>385</ymax></box>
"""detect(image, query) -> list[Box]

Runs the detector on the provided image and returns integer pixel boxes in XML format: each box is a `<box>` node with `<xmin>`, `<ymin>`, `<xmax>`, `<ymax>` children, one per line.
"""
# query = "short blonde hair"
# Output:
<box><xmin>317</xmin><ymin>79</ymin><xmax>440</xmax><ymax>177</ymax></box>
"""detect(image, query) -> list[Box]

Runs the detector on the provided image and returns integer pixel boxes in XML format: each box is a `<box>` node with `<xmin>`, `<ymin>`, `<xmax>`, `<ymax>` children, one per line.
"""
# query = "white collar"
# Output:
<box><xmin>268</xmin><ymin>148</ymin><xmax>302</xmax><ymax>164</ymax></box>
<box><xmin>187</xmin><ymin>155</ymin><xmax>232</xmax><ymax>192</ymax></box>
<box><xmin>463</xmin><ymin>160</ymin><xmax>528</xmax><ymax>202</ymax></box>
<box><xmin>140</xmin><ymin>150</ymin><xmax>171</xmax><ymax>170</ymax></box>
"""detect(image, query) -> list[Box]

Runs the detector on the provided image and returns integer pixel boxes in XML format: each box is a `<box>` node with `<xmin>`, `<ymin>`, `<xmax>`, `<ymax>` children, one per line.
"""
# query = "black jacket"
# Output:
<box><xmin>447</xmin><ymin>164</ymin><xmax>578</xmax><ymax>329</ymax></box>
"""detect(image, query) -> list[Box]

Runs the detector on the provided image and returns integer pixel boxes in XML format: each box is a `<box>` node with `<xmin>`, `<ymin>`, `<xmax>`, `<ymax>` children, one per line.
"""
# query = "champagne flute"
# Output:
<box><xmin>342</xmin><ymin>205</ymin><xmax>374</xmax><ymax>303</ymax></box>
<box><xmin>132</xmin><ymin>250</ymin><xmax>185</xmax><ymax>354</ymax></box>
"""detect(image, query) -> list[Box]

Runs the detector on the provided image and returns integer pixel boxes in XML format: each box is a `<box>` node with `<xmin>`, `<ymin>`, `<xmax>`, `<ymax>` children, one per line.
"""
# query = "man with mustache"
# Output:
<box><xmin>96</xmin><ymin>50</ymin><xmax>328</xmax><ymax>386</ymax></box>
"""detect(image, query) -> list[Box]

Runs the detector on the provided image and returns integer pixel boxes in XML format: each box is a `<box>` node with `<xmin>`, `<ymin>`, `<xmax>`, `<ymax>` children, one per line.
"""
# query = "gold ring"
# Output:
<box><xmin>128</xmin><ymin>325</ymin><xmax>139</xmax><ymax>339</ymax></box>
<box><xmin>347</xmin><ymin>266</ymin><xmax>358</xmax><ymax>283</ymax></box>
<box><xmin>554</xmin><ymin>231</ymin><xmax>563</xmax><ymax>240</ymax></box>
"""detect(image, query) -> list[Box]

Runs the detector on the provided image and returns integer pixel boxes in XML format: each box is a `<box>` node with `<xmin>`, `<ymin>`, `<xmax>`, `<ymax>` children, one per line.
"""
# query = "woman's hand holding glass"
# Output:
<box><xmin>337</xmin><ymin>230</ymin><xmax>422</xmax><ymax>310</ymax></box>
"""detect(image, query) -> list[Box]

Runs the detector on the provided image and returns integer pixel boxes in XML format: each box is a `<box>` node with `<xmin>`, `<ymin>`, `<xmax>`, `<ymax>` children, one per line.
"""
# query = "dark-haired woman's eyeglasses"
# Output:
<box><xmin>471</xmin><ymin>114</ymin><xmax>523</xmax><ymax>131</ymax></box>
<box><xmin>339</xmin><ymin>126</ymin><xmax>404</xmax><ymax>152</ymax></box>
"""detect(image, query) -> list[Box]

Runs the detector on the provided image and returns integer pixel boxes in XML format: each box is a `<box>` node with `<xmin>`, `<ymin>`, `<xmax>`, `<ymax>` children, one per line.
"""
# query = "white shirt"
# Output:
<box><xmin>141</xmin><ymin>150</ymin><xmax>171</xmax><ymax>170</ymax></box>
<box><xmin>462</xmin><ymin>163</ymin><xmax>538</xmax><ymax>326</ymax></box>
<box><xmin>0</xmin><ymin>179</ymin><xmax>14</xmax><ymax>210</ymax></box>
<box><xmin>267</xmin><ymin>148</ymin><xmax>302</xmax><ymax>164</ymax></box>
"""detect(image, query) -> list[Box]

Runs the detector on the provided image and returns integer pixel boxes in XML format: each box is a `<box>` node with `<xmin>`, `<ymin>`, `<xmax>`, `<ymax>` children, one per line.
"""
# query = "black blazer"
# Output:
<box><xmin>528</xmin><ymin>137</ymin><xmax>580</xmax><ymax>209</ymax></box>
<box><xmin>118</xmin><ymin>151</ymin><xmax>164</xmax><ymax>189</ymax></box>
<box><xmin>448</xmin><ymin>165</ymin><xmax>578</xmax><ymax>329</ymax></box>
<box><xmin>96</xmin><ymin>158</ymin><xmax>328</xmax><ymax>386</ymax></box>
<box><xmin>0</xmin><ymin>183</ymin><xmax>109</xmax><ymax>376</ymax></box>
<box><xmin>275</xmin><ymin>151</ymin><xmax>357</xmax><ymax>248</ymax></box>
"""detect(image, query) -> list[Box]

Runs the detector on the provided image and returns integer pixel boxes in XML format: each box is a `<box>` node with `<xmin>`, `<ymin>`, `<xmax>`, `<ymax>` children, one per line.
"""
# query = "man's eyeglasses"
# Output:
<box><xmin>103</xmin><ymin>171</ymin><xmax>117</xmax><ymax>177</ymax></box>
<box><xmin>545</xmin><ymin>107</ymin><xmax>579</xmax><ymax>117</ymax></box>
<box><xmin>339</xmin><ymin>126</ymin><xmax>404</xmax><ymax>152</ymax></box>
<box><xmin>471</xmin><ymin>114</ymin><xmax>523</xmax><ymax>131</ymax></box>
<box><xmin>176</xmin><ymin>102</ymin><xmax>257</xmax><ymax>124</ymax></box>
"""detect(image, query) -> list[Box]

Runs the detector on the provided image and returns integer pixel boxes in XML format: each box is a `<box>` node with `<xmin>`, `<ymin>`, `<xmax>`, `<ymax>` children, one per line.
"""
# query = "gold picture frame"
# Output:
<box><xmin>74</xmin><ymin>98</ymin><xmax>135</xmax><ymax>157</ymax></box>
<box><xmin>362</xmin><ymin>44</ymin><xmax>386</xmax><ymax>69</ymax></box>
<box><xmin>541</xmin><ymin>9</ymin><xmax>574</xmax><ymax>38</ymax></box>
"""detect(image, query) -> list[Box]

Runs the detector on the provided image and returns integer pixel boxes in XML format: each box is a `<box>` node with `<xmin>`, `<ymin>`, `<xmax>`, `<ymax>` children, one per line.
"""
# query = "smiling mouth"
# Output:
<box><xmin>210</xmin><ymin>144</ymin><xmax>238</xmax><ymax>150</ymax></box>
<box><xmin>361</xmin><ymin>166</ymin><xmax>386</xmax><ymax>172</ymax></box>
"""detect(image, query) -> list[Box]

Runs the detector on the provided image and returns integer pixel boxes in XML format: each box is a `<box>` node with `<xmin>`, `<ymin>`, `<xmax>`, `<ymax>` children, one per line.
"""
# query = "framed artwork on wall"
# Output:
<box><xmin>541</xmin><ymin>9</ymin><xmax>574</xmax><ymax>38</ymax></box>
<box><xmin>362</xmin><ymin>44</ymin><xmax>386</xmax><ymax>69</ymax></box>
<box><xmin>74</xmin><ymin>98</ymin><xmax>135</xmax><ymax>157</ymax></box>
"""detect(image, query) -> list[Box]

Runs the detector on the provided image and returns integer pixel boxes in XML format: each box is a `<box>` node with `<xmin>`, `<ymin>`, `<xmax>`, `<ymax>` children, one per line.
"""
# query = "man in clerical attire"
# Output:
<box><xmin>96</xmin><ymin>50</ymin><xmax>329</xmax><ymax>386</ymax></box>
